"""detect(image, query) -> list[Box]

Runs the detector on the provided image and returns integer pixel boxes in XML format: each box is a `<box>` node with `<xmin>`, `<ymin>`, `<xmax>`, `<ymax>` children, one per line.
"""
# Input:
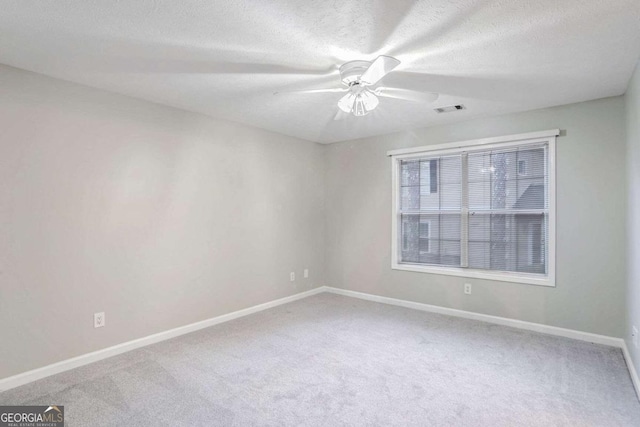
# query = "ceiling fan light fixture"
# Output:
<box><xmin>359</xmin><ymin>90</ymin><xmax>379</xmax><ymax>110</ymax></box>
<box><xmin>353</xmin><ymin>90</ymin><xmax>379</xmax><ymax>116</ymax></box>
<box><xmin>338</xmin><ymin>92</ymin><xmax>356</xmax><ymax>113</ymax></box>
<box><xmin>338</xmin><ymin>87</ymin><xmax>380</xmax><ymax>116</ymax></box>
<box><xmin>353</xmin><ymin>97</ymin><xmax>367</xmax><ymax>116</ymax></box>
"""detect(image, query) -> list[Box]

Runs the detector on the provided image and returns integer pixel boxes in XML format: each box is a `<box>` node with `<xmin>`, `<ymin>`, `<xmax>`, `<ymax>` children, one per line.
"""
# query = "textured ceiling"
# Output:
<box><xmin>0</xmin><ymin>0</ymin><xmax>639</xmax><ymax>143</ymax></box>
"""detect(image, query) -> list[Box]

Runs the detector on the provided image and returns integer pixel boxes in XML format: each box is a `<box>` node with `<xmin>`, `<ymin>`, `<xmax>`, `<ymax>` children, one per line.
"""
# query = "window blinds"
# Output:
<box><xmin>398</xmin><ymin>143</ymin><xmax>549</xmax><ymax>275</ymax></box>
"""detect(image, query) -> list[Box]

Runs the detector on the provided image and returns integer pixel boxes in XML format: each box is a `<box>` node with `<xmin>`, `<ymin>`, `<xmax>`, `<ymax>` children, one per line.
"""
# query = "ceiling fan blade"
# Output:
<box><xmin>375</xmin><ymin>87</ymin><xmax>439</xmax><ymax>103</ymax></box>
<box><xmin>273</xmin><ymin>87</ymin><xmax>347</xmax><ymax>95</ymax></box>
<box><xmin>360</xmin><ymin>55</ymin><xmax>401</xmax><ymax>86</ymax></box>
<box><xmin>381</xmin><ymin>71</ymin><xmax>533</xmax><ymax>103</ymax></box>
<box><xmin>102</xmin><ymin>59</ymin><xmax>338</xmax><ymax>76</ymax></box>
<box><xmin>333</xmin><ymin>109</ymin><xmax>350</xmax><ymax>121</ymax></box>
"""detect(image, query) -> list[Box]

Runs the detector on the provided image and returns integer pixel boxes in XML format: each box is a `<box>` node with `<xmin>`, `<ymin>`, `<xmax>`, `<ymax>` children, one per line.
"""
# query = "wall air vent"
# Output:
<box><xmin>434</xmin><ymin>104</ymin><xmax>466</xmax><ymax>113</ymax></box>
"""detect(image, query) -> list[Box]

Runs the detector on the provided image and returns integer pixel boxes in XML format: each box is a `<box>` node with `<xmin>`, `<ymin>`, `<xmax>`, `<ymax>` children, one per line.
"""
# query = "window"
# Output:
<box><xmin>420</xmin><ymin>221</ymin><xmax>431</xmax><ymax>253</ymax></box>
<box><xmin>429</xmin><ymin>159</ymin><xmax>438</xmax><ymax>193</ymax></box>
<box><xmin>528</xmin><ymin>222</ymin><xmax>543</xmax><ymax>266</ymax></box>
<box><xmin>390</xmin><ymin>130</ymin><xmax>557</xmax><ymax>286</ymax></box>
<box><xmin>517</xmin><ymin>159</ymin><xmax>527</xmax><ymax>176</ymax></box>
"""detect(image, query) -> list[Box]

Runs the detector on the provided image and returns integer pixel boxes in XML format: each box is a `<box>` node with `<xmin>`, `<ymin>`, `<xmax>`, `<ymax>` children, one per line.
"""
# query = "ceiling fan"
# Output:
<box><xmin>275</xmin><ymin>55</ymin><xmax>439</xmax><ymax>119</ymax></box>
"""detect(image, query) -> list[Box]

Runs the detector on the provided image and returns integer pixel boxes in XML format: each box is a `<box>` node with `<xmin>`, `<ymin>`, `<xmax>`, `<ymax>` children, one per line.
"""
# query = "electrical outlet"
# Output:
<box><xmin>304</xmin><ymin>269</ymin><xmax>309</xmax><ymax>278</ymax></box>
<box><xmin>633</xmin><ymin>326</ymin><xmax>638</xmax><ymax>348</ymax></box>
<box><xmin>464</xmin><ymin>283</ymin><xmax>472</xmax><ymax>295</ymax></box>
<box><xmin>290</xmin><ymin>272</ymin><xmax>295</xmax><ymax>282</ymax></box>
<box><xmin>94</xmin><ymin>312</ymin><xmax>105</xmax><ymax>328</ymax></box>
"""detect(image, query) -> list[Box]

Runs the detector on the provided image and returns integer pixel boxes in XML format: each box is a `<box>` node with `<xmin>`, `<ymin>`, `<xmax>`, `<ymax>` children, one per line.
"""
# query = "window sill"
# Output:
<box><xmin>391</xmin><ymin>262</ymin><xmax>555</xmax><ymax>287</ymax></box>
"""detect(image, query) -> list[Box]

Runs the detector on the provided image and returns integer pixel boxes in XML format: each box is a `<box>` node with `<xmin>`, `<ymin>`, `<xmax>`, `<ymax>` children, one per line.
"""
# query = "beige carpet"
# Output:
<box><xmin>1</xmin><ymin>293</ymin><xmax>639</xmax><ymax>426</ymax></box>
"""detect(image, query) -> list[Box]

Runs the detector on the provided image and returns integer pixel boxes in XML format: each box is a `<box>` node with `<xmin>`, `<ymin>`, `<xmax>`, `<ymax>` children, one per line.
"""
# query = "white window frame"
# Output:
<box><xmin>389</xmin><ymin>129</ymin><xmax>558</xmax><ymax>287</ymax></box>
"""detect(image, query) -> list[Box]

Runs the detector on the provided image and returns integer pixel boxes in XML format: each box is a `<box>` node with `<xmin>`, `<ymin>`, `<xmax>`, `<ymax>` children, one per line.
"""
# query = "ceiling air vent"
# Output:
<box><xmin>434</xmin><ymin>104</ymin><xmax>466</xmax><ymax>113</ymax></box>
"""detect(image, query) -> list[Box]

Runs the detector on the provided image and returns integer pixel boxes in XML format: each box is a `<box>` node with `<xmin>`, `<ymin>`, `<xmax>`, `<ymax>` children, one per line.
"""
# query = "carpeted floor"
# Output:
<box><xmin>1</xmin><ymin>293</ymin><xmax>639</xmax><ymax>426</ymax></box>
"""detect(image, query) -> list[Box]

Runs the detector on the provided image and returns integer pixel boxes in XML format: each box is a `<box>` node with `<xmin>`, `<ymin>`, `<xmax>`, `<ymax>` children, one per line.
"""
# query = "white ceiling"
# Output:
<box><xmin>0</xmin><ymin>1</ymin><xmax>639</xmax><ymax>143</ymax></box>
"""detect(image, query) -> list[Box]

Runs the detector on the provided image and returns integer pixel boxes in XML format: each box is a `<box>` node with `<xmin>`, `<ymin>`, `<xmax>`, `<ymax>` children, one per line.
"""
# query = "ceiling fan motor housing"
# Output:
<box><xmin>339</xmin><ymin>60</ymin><xmax>372</xmax><ymax>85</ymax></box>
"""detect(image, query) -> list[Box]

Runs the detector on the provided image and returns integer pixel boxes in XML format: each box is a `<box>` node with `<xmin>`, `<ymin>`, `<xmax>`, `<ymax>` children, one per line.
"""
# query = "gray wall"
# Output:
<box><xmin>0</xmin><ymin>62</ymin><xmax>634</xmax><ymax>381</ymax></box>
<box><xmin>325</xmin><ymin>96</ymin><xmax>627</xmax><ymax>337</ymax></box>
<box><xmin>0</xmin><ymin>65</ymin><xmax>325</xmax><ymax>379</ymax></box>
<box><xmin>626</xmin><ymin>61</ymin><xmax>640</xmax><ymax>372</ymax></box>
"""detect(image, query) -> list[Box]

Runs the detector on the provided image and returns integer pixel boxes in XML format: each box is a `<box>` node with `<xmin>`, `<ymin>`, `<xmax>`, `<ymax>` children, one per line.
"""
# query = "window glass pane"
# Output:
<box><xmin>467</xmin><ymin>212</ymin><xmax>547</xmax><ymax>274</ymax></box>
<box><xmin>439</xmin><ymin>156</ymin><xmax>462</xmax><ymax>184</ymax></box>
<box><xmin>401</xmin><ymin>186</ymin><xmax>420</xmax><ymax>210</ymax></box>
<box><xmin>419</xmin><ymin>161</ymin><xmax>431</xmax><ymax>188</ymax></box>
<box><xmin>438</xmin><ymin>183</ymin><xmax>462</xmax><ymax>210</ymax></box>
<box><xmin>400</xmin><ymin>213</ymin><xmax>461</xmax><ymax>267</ymax></box>
<box><xmin>468</xmin><ymin>181</ymin><xmax>492</xmax><ymax>210</ymax></box>
<box><xmin>468</xmin><ymin>146</ymin><xmax>547</xmax><ymax>211</ymax></box>
<box><xmin>400</xmin><ymin>159</ymin><xmax>420</xmax><ymax>186</ymax></box>
<box><xmin>400</xmin><ymin>154</ymin><xmax>461</xmax><ymax>211</ymax></box>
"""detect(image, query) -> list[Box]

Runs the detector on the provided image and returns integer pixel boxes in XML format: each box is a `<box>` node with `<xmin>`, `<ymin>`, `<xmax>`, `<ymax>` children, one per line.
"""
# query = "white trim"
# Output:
<box><xmin>460</xmin><ymin>153</ymin><xmax>469</xmax><ymax>268</ymax></box>
<box><xmin>386</xmin><ymin>129</ymin><xmax>560</xmax><ymax>157</ymax></box>
<box><xmin>622</xmin><ymin>341</ymin><xmax>640</xmax><ymax>401</ymax></box>
<box><xmin>0</xmin><ymin>287</ymin><xmax>325</xmax><ymax>392</ymax></box>
<box><xmin>547</xmin><ymin>139</ymin><xmax>557</xmax><ymax>286</ymax></box>
<box><xmin>391</xmin><ymin>138</ymin><xmax>551</xmax><ymax>161</ymax></box>
<box><xmin>391</xmin><ymin>155</ymin><xmax>400</xmax><ymax>270</ymax></box>
<box><xmin>2</xmin><ymin>285</ymin><xmax>637</xmax><ymax>402</ymax></box>
<box><xmin>391</xmin><ymin>132</ymin><xmax>557</xmax><ymax>287</ymax></box>
<box><xmin>390</xmin><ymin>264</ymin><xmax>553</xmax><ymax>286</ymax></box>
<box><xmin>323</xmin><ymin>287</ymin><xmax>623</xmax><ymax>347</ymax></box>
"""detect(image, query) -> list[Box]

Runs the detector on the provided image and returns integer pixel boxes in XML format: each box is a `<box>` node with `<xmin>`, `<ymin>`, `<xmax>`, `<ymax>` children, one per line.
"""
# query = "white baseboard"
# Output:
<box><xmin>323</xmin><ymin>287</ymin><xmax>623</xmax><ymax>347</ymax></box>
<box><xmin>0</xmin><ymin>287</ymin><xmax>325</xmax><ymax>392</ymax></box>
<box><xmin>622</xmin><ymin>341</ymin><xmax>640</xmax><ymax>401</ymax></box>
<box><xmin>2</xmin><ymin>285</ymin><xmax>638</xmax><ymax>402</ymax></box>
